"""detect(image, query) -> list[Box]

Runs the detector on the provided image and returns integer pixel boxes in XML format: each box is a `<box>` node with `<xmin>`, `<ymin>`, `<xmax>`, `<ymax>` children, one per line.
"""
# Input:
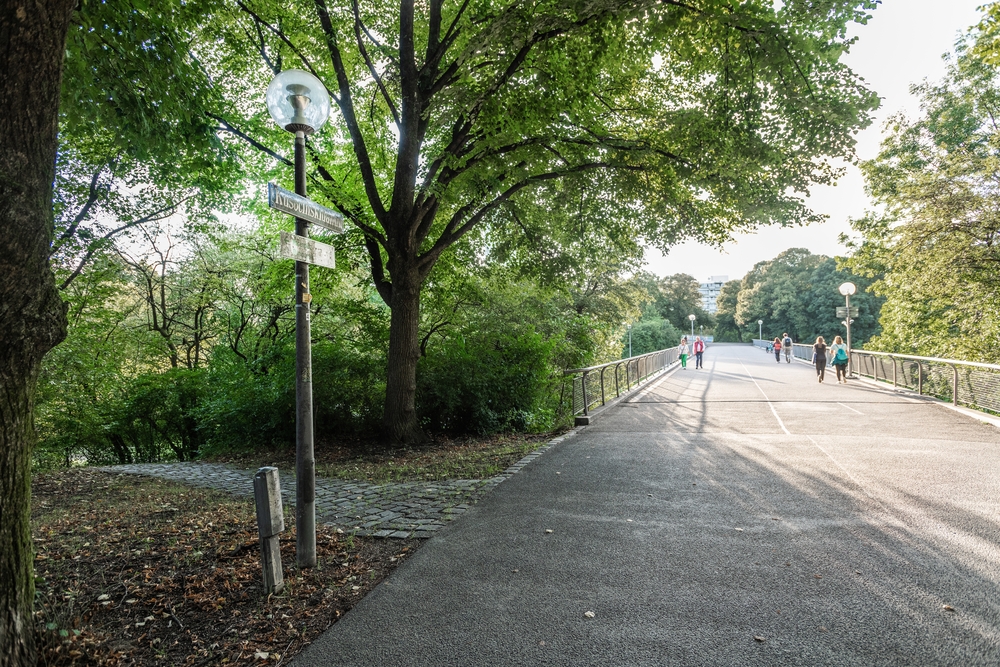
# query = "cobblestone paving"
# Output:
<box><xmin>99</xmin><ymin>434</ymin><xmax>571</xmax><ymax>539</ymax></box>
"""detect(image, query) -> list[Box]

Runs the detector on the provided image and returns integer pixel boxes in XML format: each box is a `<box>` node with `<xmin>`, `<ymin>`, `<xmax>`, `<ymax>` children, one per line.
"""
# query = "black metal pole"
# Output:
<box><xmin>293</xmin><ymin>131</ymin><xmax>316</xmax><ymax>568</ymax></box>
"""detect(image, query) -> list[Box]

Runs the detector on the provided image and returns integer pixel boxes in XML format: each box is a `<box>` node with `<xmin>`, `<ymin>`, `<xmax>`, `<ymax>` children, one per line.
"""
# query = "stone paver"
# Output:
<box><xmin>100</xmin><ymin>436</ymin><xmax>568</xmax><ymax>539</ymax></box>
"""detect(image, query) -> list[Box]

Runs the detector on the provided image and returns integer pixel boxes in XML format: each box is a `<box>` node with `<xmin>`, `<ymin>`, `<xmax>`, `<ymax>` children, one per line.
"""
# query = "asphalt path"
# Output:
<box><xmin>293</xmin><ymin>343</ymin><xmax>1000</xmax><ymax>666</ymax></box>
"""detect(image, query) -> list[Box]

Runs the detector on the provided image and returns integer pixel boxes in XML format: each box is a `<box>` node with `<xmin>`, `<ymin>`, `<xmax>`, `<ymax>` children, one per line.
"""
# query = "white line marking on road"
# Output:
<box><xmin>738</xmin><ymin>359</ymin><xmax>791</xmax><ymax>435</ymax></box>
<box><xmin>838</xmin><ymin>402</ymin><xmax>864</xmax><ymax>415</ymax></box>
<box><xmin>805</xmin><ymin>435</ymin><xmax>893</xmax><ymax>513</ymax></box>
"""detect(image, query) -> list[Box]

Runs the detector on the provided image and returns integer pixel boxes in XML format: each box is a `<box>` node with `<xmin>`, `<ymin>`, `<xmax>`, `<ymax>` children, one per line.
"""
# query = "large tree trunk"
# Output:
<box><xmin>381</xmin><ymin>261</ymin><xmax>428</xmax><ymax>444</ymax></box>
<box><xmin>0</xmin><ymin>1</ymin><xmax>75</xmax><ymax>664</ymax></box>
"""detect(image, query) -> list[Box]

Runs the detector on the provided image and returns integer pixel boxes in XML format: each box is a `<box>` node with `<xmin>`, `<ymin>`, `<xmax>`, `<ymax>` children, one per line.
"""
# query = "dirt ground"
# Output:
<box><xmin>31</xmin><ymin>468</ymin><xmax>418</xmax><ymax>666</ymax></box>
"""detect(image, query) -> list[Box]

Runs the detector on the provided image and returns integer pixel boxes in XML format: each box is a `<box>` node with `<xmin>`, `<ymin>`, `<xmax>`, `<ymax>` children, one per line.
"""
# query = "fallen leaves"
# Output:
<box><xmin>31</xmin><ymin>468</ymin><xmax>417</xmax><ymax>667</ymax></box>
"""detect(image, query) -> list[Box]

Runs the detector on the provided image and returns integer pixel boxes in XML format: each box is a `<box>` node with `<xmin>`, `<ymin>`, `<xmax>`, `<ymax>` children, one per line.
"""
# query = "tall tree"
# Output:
<box><xmin>713</xmin><ymin>279</ymin><xmax>743</xmax><ymax>341</ymax></box>
<box><xmin>0</xmin><ymin>1</ymin><xmax>75</xmax><ymax>663</ymax></box>
<box><xmin>846</xmin><ymin>40</ymin><xmax>1000</xmax><ymax>361</ymax></box>
<box><xmin>211</xmin><ymin>0</ymin><xmax>879</xmax><ymax>442</ymax></box>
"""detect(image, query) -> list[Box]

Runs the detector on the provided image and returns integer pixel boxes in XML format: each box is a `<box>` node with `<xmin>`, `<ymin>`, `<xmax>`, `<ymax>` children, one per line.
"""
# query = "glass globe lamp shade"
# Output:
<box><xmin>265</xmin><ymin>69</ymin><xmax>331</xmax><ymax>134</ymax></box>
<box><xmin>838</xmin><ymin>282</ymin><xmax>857</xmax><ymax>296</ymax></box>
<box><xmin>688</xmin><ymin>314</ymin><xmax>696</xmax><ymax>321</ymax></box>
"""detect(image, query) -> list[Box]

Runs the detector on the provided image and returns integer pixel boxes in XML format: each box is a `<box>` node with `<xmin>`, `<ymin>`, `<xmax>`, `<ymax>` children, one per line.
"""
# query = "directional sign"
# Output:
<box><xmin>279</xmin><ymin>231</ymin><xmax>336</xmax><ymax>270</ymax></box>
<box><xmin>268</xmin><ymin>183</ymin><xmax>344</xmax><ymax>233</ymax></box>
<box><xmin>836</xmin><ymin>307</ymin><xmax>859</xmax><ymax>318</ymax></box>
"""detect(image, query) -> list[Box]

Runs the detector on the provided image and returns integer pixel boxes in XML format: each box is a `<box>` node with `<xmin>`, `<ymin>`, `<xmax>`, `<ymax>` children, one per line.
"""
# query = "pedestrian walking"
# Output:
<box><xmin>782</xmin><ymin>333</ymin><xmax>793</xmax><ymax>363</ymax></box>
<box><xmin>830</xmin><ymin>335</ymin><xmax>849</xmax><ymax>383</ymax></box>
<box><xmin>773</xmin><ymin>337</ymin><xmax>782</xmax><ymax>363</ymax></box>
<box><xmin>812</xmin><ymin>336</ymin><xmax>828</xmax><ymax>383</ymax></box>
<box><xmin>693</xmin><ymin>336</ymin><xmax>705</xmax><ymax>369</ymax></box>
<box><xmin>679</xmin><ymin>337</ymin><xmax>690</xmax><ymax>370</ymax></box>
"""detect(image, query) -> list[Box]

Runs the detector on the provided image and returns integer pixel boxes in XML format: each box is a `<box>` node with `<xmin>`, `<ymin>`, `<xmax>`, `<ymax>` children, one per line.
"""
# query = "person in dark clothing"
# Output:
<box><xmin>812</xmin><ymin>336</ymin><xmax>828</xmax><ymax>383</ymax></box>
<box><xmin>773</xmin><ymin>337</ymin><xmax>782</xmax><ymax>363</ymax></box>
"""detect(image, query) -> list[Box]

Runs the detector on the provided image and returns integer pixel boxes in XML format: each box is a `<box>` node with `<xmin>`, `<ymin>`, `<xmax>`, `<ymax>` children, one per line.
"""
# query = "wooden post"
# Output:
<box><xmin>253</xmin><ymin>467</ymin><xmax>285</xmax><ymax>593</ymax></box>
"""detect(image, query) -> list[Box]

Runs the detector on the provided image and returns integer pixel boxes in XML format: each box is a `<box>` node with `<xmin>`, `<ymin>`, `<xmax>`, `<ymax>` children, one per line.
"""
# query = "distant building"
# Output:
<box><xmin>699</xmin><ymin>275</ymin><xmax>728</xmax><ymax>314</ymax></box>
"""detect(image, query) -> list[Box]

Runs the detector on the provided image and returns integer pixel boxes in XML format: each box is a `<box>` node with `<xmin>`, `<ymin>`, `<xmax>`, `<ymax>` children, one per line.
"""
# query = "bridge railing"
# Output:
<box><xmin>768</xmin><ymin>341</ymin><xmax>1000</xmax><ymax>412</ymax></box>
<box><xmin>564</xmin><ymin>347</ymin><xmax>680</xmax><ymax>419</ymax></box>
<box><xmin>850</xmin><ymin>350</ymin><xmax>1000</xmax><ymax>411</ymax></box>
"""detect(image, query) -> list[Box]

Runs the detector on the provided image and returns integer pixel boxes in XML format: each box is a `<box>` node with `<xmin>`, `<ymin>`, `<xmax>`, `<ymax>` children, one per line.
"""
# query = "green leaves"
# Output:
<box><xmin>847</xmin><ymin>32</ymin><xmax>1000</xmax><ymax>362</ymax></box>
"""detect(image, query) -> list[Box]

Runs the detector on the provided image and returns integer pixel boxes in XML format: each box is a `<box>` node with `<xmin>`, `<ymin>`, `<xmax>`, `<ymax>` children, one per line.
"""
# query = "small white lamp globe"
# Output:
<box><xmin>838</xmin><ymin>282</ymin><xmax>857</xmax><ymax>296</ymax></box>
<box><xmin>265</xmin><ymin>70</ymin><xmax>331</xmax><ymax>134</ymax></box>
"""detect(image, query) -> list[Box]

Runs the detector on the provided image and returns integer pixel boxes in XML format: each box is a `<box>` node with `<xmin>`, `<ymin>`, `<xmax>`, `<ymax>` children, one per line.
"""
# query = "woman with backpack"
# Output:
<box><xmin>830</xmin><ymin>335</ymin><xmax>850</xmax><ymax>383</ymax></box>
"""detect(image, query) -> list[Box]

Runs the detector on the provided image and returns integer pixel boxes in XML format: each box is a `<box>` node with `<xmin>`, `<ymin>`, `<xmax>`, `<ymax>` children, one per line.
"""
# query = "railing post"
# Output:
<box><xmin>892</xmin><ymin>356</ymin><xmax>897</xmax><ymax>388</ymax></box>
<box><xmin>600</xmin><ymin>367</ymin><xmax>607</xmax><ymax>406</ymax></box>
<box><xmin>873</xmin><ymin>355</ymin><xmax>878</xmax><ymax>383</ymax></box>
<box><xmin>917</xmin><ymin>361</ymin><xmax>923</xmax><ymax>395</ymax></box>
<box><xmin>615</xmin><ymin>362</ymin><xmax>621</xmax><ymax>397</ymax></box>
<box><xmin>953</xmin><ymin>364</ymin><xmax>959</xmax><ymax>406</ymax></box>
<box><xmin>581</xmin><ymin>370</ymin><xmax>590</xmax><ymax>416</ymax></box>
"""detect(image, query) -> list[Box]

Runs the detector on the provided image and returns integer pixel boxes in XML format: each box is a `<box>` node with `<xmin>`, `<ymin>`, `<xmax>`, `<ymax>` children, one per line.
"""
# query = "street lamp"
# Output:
<box><xmin>266</xmin><ymin>69</ymin><xmax>331</xmax><ymax>569</ymax></box>
<box><xmin>758</xmin><ymin>319</ymin><xmax>763</xmax><ymax>340</ymax></box>
<box><xmin>627</xmin><ymin>323</ymin><xmax>632</xmax><ymax>358</ymax></box>
<box><xmin>688</xmin><ymin>313</ymin><xmax>696</xmax><ymax>338</ymax></box>
<box><xmin>839</xmin><ymin>282</ymin><xmax>857</xmax><ymax>376</ymax></box>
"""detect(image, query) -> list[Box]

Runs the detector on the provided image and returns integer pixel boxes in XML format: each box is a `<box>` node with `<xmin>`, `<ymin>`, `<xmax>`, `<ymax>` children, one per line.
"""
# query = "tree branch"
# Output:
<box><xmin>418</xmin><ymin>162</ymin><xmax>647</xmax><ymax>272</ymax></box>
<box><xmin>352</xmin><ymin>0</ymin><xmax>400</xmax><ymax>126</ymax></box>
<box><xmin>314</xmin><ymin>0</ymin><xmax>388</xmax><ymax>223</ymax></box>
<box><xmin>60</xmin><ymin>197</ymin><xmax>193</xmax><ymax>290</ymax></box>
<box><xmin>235</xmin><ymin>0</ymin><xmax>326</xmax><ymax>84</ymax></box>
<box><xmin>209</xmin><ymin>112</ymin><xmax>292</xmax><ymax>166</ymax></box>
<box><xmin>52</xmin><ymin>160</ymin><xmax>112</xmax><ymax>255</ymax></box>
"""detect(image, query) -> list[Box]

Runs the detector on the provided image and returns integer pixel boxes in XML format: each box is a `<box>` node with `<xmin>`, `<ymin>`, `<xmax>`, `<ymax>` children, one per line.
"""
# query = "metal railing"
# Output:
<box><xmin>564</xmin><ymin>346</ymin><xmax>680</xmax><ymax>418</ymax></box>
<box><xmin>851</xmin><ymin>350</ymin><xmax>1000</xmax><ymax>411</ymax></box>
<box><xmin>769</xmin><ymin>341</ymin><xmax>1000</xmax><ymax>413</ymax></box>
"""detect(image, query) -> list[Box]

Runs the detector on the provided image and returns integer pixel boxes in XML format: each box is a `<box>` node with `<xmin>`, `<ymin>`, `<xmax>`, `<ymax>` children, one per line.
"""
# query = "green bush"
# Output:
<box><xmin>417</xmin><ymin>329</ymin><xmax>557</xmax><ymax>435</ymax></box>
<box><xmin>624</xmin><ymin>318</ymin><xmax>682</xmax><ymax>356</ymax></box>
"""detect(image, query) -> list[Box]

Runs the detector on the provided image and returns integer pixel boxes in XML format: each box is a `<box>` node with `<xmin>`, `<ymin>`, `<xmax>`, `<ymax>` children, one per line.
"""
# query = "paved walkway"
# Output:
<box><xmin>102</xmin><ymin>440</ymin><xmax>562</xmax><ymax>539</ymax></box>
<box><xmin>291</xmin><ymin>343</ymin><xmax>1000</xmax><ymax>667</ymax></box>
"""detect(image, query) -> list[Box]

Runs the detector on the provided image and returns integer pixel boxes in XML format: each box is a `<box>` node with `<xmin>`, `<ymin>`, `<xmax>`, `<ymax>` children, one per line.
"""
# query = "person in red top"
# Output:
<box><xmin>773</xmin><ymin>337</ymin><xmax>782</xmax><ymax>363</ymax></box>
<box><xmin>693</xmin><ymin>336</ymin><xmax>706</xmax><ymax>369</ymax></box>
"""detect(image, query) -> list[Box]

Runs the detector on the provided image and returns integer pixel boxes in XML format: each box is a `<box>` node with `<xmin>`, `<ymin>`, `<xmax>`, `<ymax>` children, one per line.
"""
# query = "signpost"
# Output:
<box><xmin>267</xmin><ymin>181</ymin><xmax>344</xmax><ymax>569</ymax></box>
<box><xmin>268</xmin><ymin>183</ymin><xmax>344</xmax><ymax>233</ymax></box>
<box><xmin>836</xmin><ymin>306</ymin><xmax>859</xmax><ymax>318</ymax></box>
<box><xmin>279</xmin><ymin>231</ymin><xmax>337</xmax><ymax>270</ymax></box>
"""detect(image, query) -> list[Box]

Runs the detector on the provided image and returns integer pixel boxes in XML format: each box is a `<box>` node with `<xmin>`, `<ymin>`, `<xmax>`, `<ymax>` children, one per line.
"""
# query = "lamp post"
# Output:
<box><xmin>266</xmin><ymin>69</ymin><xmax>331</xmax><ymax>569</ymax></box>
<box><xmin>627</xmin><ymin>323</ymin><xmax>632</xmax><ymax>358</ymax></box>
<box><xmin>839</xmin><ymin>282</ymin><xmax>857</xmax><ymax>376</ymax></box>
<box><xmin>758</xmin><ymin>319</ymin><xmax>763</xmax><ymax>341</ymax></box>
<box><xmin>688</xmin><ymin>314</ymin><xmax>696</xmax><ymax>338</ymax></box>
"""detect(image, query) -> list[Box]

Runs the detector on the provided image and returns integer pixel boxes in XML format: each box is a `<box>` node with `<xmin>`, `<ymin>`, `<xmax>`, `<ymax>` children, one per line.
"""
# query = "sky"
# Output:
<box><xmin>644</xmin><ymin>0</ymin><xmax>986</xmax><ymax>283</ymax></box>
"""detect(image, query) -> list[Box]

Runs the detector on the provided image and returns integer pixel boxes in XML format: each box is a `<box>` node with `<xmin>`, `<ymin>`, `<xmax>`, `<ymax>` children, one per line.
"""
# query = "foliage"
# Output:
<box><xmin>415</xmin><ymin>267</ymin><xmax>634</xmax><ymax>435</ymax></box>
<box><xmin>725</xmin><ymin>248</ymin><xmax>881</xmax><ymax>345</ymax></box>
<box><xmin>712</xmin><ymin>280</ymin><xmax>744</xmax><ymax>342</ymax></box>
<box><xmin>844</xmin><ymin>41</ymin><xmax>1000</xmax><ymax>362</ymax></box>
<box><xmin>191</xmin><ymin>0</ymin><xmax>881</xmax><ymax>440</ymax></box>
<box><xmin>648</xmin><ymin>273</ymin><xmax>715</xmax><ymax>332</ymax></box>
<box><xmin>624</xmin><ymin>318</ymin><xmax>684</xmax><ymax>357</ymax></box>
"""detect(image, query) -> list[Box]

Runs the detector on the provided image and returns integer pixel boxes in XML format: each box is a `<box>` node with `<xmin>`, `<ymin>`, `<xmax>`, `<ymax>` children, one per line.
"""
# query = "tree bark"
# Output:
<box><xmin>381</xmin><ymin>260</ymin><xmax>428</xmax><ymax>444</ymax></box>
<box><xmin>0</xmin><ymin>1</ymin><xmax>75</xmax><ymax>664</ymax></box>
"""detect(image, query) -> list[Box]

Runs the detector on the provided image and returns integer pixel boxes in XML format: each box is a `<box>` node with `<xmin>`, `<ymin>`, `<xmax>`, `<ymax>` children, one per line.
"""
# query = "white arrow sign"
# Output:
<box><xmin>279</xmin><ymin>231</ymin><xmax>336</xmax><ymax>270</ymax></box>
